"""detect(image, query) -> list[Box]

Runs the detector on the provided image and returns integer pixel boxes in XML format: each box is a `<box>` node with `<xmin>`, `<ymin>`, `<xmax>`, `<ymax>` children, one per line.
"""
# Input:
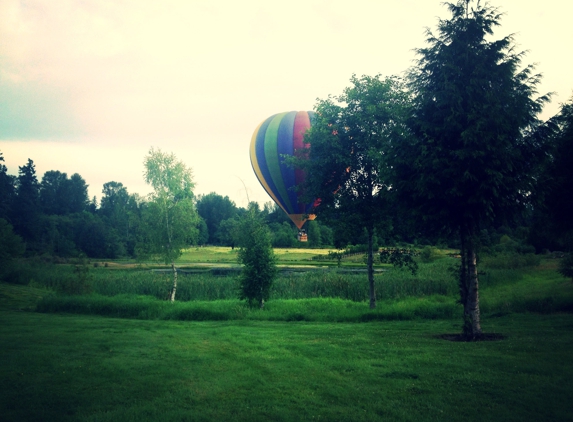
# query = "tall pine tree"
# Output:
<box><xmin>397</xmin><ymin>0</ymin><xmax>549</xmax><ymax>338</ymax></box>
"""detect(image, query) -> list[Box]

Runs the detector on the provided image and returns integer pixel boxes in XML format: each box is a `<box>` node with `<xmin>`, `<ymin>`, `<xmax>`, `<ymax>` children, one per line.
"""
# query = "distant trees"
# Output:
<box><xmin>1</xmin><ymin>148</ymin><xmax>338</xmax><ymax>263</ymax></box>
<box><xmin>530</xmin><ymin>99</ymin><xmax>573</xmax><ymax>252</ymax></box>
<box><xmin>196</xmin><ymin>193</ymin><xmax>239</xmax><ymax>244</ymax></box>
<box><xmin>40</xmin><ymin>171</ymin><xmax>89</xmax><ymax>215</ymax></box>
<box><xmin>528</xmin><ymin>99</ymin><xmax>573</xmax><ymax>281</ymax></box>
<box><xmin>0</xmin><ymin>218</ymin><xmax>25</xmax><ymax>282</ymax></box>
<box><xmin>12</xmin><ymin>159</ymin><xmax>42</xmax><ymax>247</ymax></box>
<box><xmin>396</xmin><ymin>0</ymin><xmax>549</xmax><ymax>338</ymax></box>
<box><xmin>0</xmin><ymin>152</ymin><xmax>15</xmax><ymax>221</ymax></box>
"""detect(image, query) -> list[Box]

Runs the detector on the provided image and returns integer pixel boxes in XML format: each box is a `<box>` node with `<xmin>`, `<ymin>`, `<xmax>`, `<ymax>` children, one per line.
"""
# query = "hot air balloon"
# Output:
<box><xmin>250</xmin><ymin>111</ymin><xmax>317</xmax><ymax>234</ymax></box>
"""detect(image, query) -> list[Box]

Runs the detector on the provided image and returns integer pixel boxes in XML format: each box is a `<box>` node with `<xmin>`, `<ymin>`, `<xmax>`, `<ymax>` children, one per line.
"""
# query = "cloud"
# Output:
<box><xmin>1</xmin><ymin>0</ymin><xmax>572</xmax><ymax>207</ymax></box>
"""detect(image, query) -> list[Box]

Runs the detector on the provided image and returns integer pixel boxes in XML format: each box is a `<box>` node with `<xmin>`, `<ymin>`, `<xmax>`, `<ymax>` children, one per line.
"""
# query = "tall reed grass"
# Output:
<box><xmin>44</xmin><ymin>258</ymin><xmax>458</xmax><ymax>302</ymax></box>
<box><xmin>36</xmin><ymin>295</ymin><xmax>460</xmax><ymax>322</ymax></box>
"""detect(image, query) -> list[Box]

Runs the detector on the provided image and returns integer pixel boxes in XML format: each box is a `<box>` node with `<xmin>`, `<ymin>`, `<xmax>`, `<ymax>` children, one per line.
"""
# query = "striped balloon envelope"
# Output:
<box><xmin>250</xmin><ymin>111</ymin><xmax>317</xmax><ymax>229</ymax></box>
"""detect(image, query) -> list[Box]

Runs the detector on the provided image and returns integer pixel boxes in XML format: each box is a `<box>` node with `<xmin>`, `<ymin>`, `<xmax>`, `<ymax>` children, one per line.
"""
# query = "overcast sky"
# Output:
<box><xmin>2</xmin><ymin>0</ymin><xmax>572</xmax><ymax>208</ymax></box>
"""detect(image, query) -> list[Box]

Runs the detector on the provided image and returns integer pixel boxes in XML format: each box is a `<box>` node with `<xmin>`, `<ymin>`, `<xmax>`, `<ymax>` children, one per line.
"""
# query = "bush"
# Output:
<box><xmin>235</xmin><ymin>207</ymin><xmax>278</xmax><ymax>308</ymax></box>
<box><xmin>558</xmin><ymin>253</ymin><xmax>573</xmax><ymax>281</ymax></box>
<box><xmin>481</xmin><ymin>253</ymin><xmax>541</xmax><ymax>270</ymax></box>
<box><xmin>419</xmin><ymin>246</ymin><xmax>439</xmax><ymax>263</ymax></box>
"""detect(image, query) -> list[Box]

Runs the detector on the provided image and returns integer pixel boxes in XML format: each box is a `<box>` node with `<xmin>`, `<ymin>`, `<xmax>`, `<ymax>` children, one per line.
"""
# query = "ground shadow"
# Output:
<box><xmin>435</xmin><ymin>333</ymin><xmax>506</xmax><ymax>342</ymax></box>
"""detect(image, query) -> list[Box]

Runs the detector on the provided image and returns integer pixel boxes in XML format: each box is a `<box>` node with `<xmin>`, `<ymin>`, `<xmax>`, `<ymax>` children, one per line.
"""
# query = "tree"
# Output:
<box><xmin>67</xmin><ymin>173</ymin><xmax>89</xmax><ymax>214</ymax></box>
<box><xmin>396</xmin><ymin>0</ymin><xmax>549</xmax><ymax>338</ymax></box>
<box><xmin>531</xmin><ymin>99</ymin><xmax>573</xmax><ymax>251</ymax></box>
<box><xmin>529</xmin><ymin>99</ymin><xmax>573</xmax><ymax>281</ymax></box>
<box><xmin>12</xmin><ymin>159</ymin><xmax>42</xmax><ymax>246</ymax></box>
<box><xmin>0</xmin><ymin>218</ymin><xmax>25</xmax><ymax>282</ymax></box>
<box><xmin>40</xmin><ymin>171</ymin><xmax>89</xmax><ymax>216</ymax></box>
<box><xmin>235</xmin><ymin>203</ymin><xmax>277</xmax><ymax>308</ymax></box>
<box><xmin>196</xmin><ymin>193</ymin><xmax>238</xmax><ymax>244</ymax></box>
<box><xmin>99</xmin><ymin>181</ymin><xmax>131</xmax><ymax>252</ymax></box>
<box><xmin>40</xmin><ymin>170</ymin><xmax>69</xmax><ymax>215</ymax></box>
<box><xmin>0</xmin><ymin>151</ymin><xmax>16</xmax><ymax>221</ymax></box>
<box><xmin>216</xmin><ymin>217</ymin><xmax>238</xmax><ymax>248</ymax></box>
<box><xmin>302</xmin><ymin>74</ymin><xmax>411</xmax><ymax>308</ymax></box>
<box><xmin>137</xmin><ymin>148</ymin><xmax>199</xmax><ymax>301</ymax></box>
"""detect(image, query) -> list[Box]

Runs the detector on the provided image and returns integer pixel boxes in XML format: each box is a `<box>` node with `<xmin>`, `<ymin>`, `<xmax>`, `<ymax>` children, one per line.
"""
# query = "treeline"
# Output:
<box><xmin>1</xmin><ymin>148</ymin><xmax>563</xmax><ymax>264</ymax></box>
<box><xmin>0</xmin><ymin>152</ymin><xmax>338</xmax><ymax>262</ymax></box>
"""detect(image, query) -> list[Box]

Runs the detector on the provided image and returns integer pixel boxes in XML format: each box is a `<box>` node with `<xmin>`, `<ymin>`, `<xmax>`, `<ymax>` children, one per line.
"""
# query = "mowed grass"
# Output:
<box><xmin>1</xmin><ymin>308</ymin><xmax>573</xmax><ymax>421</ymax></box>
<box><xmin>96</xmin><ymin>247</ymin><xmax>339</xmax><ymax>268</ymax></box>
<box><xmin>2</xmin><ymin>254</ymin><xmax>573</xmax><ymax>420</ymax></box>
<box><xmin>175</xmin><ymin>246</ymin><xmax>331</xmax><ymax>266</ymax></box>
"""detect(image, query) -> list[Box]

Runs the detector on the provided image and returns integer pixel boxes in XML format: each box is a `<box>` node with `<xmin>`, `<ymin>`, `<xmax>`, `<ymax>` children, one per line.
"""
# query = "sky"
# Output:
<box><xmin>1</xmin><ymin>0</ymin><xmax>572</xmax><ymax>209</ymax></box>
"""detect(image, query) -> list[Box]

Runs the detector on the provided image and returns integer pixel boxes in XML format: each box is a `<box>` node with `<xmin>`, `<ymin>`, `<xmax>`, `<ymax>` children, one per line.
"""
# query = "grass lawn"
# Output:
<box><xmin>1</xmin><ymin>302</ymin><xmax>572</xmax><ymax>421</ymax></box>
<box><xmin>2</xmin><ymin>255</ymin><xmax>572</xmax><ymax>420</ymax></box>
<box><xmin>96</xmin><ymin>247</ymin><xmax>338</xmax><ymax>269</ymax></box>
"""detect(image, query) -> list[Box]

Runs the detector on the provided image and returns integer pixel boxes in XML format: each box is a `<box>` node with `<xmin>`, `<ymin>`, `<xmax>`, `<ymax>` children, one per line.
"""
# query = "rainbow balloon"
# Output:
<box><xmin>250</xmin><ymin>111</ymin><xmax>316</xmax><ymax>229</ymax></box>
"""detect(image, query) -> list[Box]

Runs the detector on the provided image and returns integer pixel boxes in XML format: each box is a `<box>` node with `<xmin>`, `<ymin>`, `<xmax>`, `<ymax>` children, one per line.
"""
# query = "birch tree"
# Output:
<box><xmin>138</xmin><ymin>148</ymin><xmax>199</xmax><ymax>301</ymax></box>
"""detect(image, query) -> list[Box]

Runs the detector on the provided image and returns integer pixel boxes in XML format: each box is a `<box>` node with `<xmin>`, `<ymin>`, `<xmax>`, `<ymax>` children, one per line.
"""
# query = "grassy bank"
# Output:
<box><xmin>1</xmin><ymin>309</ymin><xmax>572</xmax><ymax>421</ymax></box>
<box><xmin>17</xmin><ymin>255</ymin><xmax>570</xmax><ymax>322</ymax></box>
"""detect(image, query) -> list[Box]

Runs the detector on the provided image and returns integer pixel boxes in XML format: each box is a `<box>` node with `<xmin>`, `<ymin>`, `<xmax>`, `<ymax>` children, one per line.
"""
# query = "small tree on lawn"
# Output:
<box><xmin>235</xmin><ymin>203</ymin><xmax>277</xmax><ymax>309</ymax></box>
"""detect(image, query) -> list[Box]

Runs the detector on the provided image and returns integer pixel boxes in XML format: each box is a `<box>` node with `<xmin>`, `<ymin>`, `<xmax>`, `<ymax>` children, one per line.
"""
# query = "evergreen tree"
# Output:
<box><xmin>12</xmin><ymin>159</ymin><xmax>42</xmax><ymax>246</ymax></box>
<box><xmin>397</xmin><ymin>0</ymin><xmax>550</xmax><ymax>338</ymax></box>
<box><xmin>0</xmin><ymin>152</ymin><xmax>15</xmax><ymax>221</ymax></box>
<box><xmin>67</xmin><ymin>173</ymin><xmax>89</xmax><ymax>214</ymax></box>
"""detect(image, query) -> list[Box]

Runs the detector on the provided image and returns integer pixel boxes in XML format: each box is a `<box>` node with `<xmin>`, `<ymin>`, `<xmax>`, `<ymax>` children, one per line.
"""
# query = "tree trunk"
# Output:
<box><xmin>367</xmin><ymin>226</ymin><xmax>376</xmax><ymax>309</ymax></box>
<box><xmin>170</xmin><ymin>262</ymin><xmax>178</xmax><ymax>302</ymax></box>
<box><xmin>460</xmin><ymin>225</ymin><xmax>482</xmax><ymax>339</ymax></box>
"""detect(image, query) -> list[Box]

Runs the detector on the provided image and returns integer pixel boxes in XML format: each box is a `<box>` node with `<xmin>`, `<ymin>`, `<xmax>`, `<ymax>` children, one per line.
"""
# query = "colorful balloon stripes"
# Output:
<box><xmin>250</xmin><ymin>111</ymin><xmax>316</xmax><ymax>229</ymax></box>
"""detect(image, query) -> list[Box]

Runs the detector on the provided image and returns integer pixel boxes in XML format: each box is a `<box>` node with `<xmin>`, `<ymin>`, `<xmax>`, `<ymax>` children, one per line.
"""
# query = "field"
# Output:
<box><xmin>1</xmin><ymin>248</ymin><xmax>573</xmax><ymax>421</ymax></box>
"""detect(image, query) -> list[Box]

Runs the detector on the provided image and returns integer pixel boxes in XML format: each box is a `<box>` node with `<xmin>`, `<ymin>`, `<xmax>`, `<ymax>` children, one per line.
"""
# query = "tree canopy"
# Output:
<box><xmin>302</xmin><ymin>74</ymin><xmax>411</xmax><ymax>308</ymax></box>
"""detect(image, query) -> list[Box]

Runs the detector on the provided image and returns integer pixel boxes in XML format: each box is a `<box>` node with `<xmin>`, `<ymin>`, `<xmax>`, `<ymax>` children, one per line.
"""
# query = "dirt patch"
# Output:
<box><xmin>435</xmin><ymin>333</ymin><xmax>506</xmax><ymax>342</ymax></box>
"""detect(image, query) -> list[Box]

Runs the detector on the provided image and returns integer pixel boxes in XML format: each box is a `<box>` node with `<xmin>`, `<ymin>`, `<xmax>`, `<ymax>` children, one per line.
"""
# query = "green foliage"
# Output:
<box><xmin>196</xmin><ymin>192</ymin><xmax>238</xmax><ymax>244</ymax></box>
<box><xmin>419</xmin><ymin>246</ymin><xmax>439</xmax><ymax>263</ymax></box>
<box><xmin>136</xmin><ymin>148</ymin><xmax>199</xmax><ymax>265</ymax></box>
<box><xmin>400</xmin><ymin>0</ymin><xmax>549</xmax><ymax>231</ymax></box>
<box><xmin>0</xmin><ymin>218</ymin><xmax>25</xmax><ymax>282</ymax></box>
<box><xmin>235</xmin><ymin>206</ymin><xmax>278</xmax><ymax>308</ymax></box>
<box><xmin>40</xmin><ymin>170</ymin><xmax>89</xmax><ymax>215</ymax></box>
<box><xmin>0</xmin><ymin>151</ymin><xmax>15</xmax><ymax>221</ymax></box>
<box><xmin>55</xmin><ymin>255</ymin><xmax>92</xmax><ymax>295</ymax></box>
<box><xmin>558</xmin><ymin>253</ymin><xmax>573</xmax><ymax>281</ymax></box>
<box><xmin>396</xmin><ymin>0</ymin><xmax>550</xmax><ymax>338</ymax></box>
<box><xmin>215</xmin><ymin>217</ymin><xmax>238</xmax><ymax>247</ymax></box>
<box><xmin>530</xmin><ymin>98</ymin><xmax>573</xmax><ymax>253</ymax></box>
<box><xmin>379</xmin><ymin>247</ymin><xmax>419</xmax><ymax>274</ymax></box>
<box><xmin>11</xmin><ymin>158</ymin><xmax>42</xmax><ymax>247</ymax></box>
<box><xmin>302</xmin><ymin>74</ymin><xmax>412</xmax><ymax>308</ymax></box>
<box><xmin>269</xmin><ymin>221</ymin><xmax>297</xmax><ymax>248</ymax></box>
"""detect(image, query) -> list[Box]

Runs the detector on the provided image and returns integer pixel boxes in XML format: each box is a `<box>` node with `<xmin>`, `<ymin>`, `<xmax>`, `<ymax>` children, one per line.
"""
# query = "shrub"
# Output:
<box><xmin>558</xmin><ymin>253</ymin><xmax>573</xmax><ymax>282</ymax></box>
<box><xmin>419</xmin><ymin>246</ymin><xmax>439</xmax><ymax>263</ymax></box>
<box><xmin>235</xmin><ymin>207</ymin><xmax>278</xmax><ymax>308</ymax></box>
